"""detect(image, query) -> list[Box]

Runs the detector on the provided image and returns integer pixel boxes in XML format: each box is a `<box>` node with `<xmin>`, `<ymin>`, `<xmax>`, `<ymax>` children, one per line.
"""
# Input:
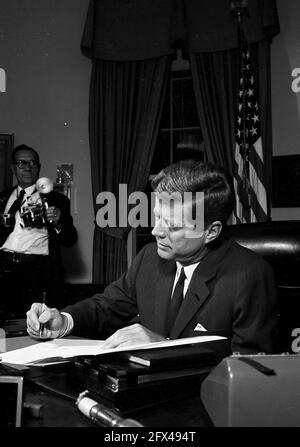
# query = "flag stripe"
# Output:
<box><xmin>249</xmin><ymin>140</ymin><xmax>265</xmax><ymax>180</ymax></box>
<box><xmin>248</xmin><ymin>182</ymin><xmax>267</xmax><ymax>221</ymax></box>
<box><xmin>233</xmin><ymin>29</ymin><xmax>268</xmax><ymax>223</ymax></box>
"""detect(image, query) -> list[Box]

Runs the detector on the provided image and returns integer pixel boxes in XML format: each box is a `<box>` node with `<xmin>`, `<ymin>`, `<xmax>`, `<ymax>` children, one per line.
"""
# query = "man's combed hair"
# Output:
<box><xmin>151</xmin><ymin>159</ymin><xmax>235</xmax><ymax>227</ymax></box>
<box><xmin>12</xmin><ymin>144</ymin><xmax>40</xmax><ymax>164</ymax></box>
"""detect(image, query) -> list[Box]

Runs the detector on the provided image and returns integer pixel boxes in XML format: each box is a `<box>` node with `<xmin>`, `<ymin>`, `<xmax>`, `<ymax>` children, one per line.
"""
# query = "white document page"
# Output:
<box><xmin>0</xmin><ymin>335</ymin><xmax>226</xmax><ymax>366</ymax></box>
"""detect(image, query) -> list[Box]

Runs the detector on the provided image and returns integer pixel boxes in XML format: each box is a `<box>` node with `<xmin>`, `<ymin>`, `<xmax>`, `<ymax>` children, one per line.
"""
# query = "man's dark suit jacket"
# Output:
<box><xmin>64</xmin><ymin>237</ymin><xmax>278</xmax><ymax>354</ymax></box>
<box><xmin>0</xmin><ymin>186</ymin><xmax>77</xmax><ymax>278</ymax></box>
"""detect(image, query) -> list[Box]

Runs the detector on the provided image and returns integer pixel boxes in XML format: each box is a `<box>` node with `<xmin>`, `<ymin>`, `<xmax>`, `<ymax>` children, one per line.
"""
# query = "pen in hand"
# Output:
<box><xmin>39</xmin><ymin>292</ymin><xmax>47</xmax><ymax>338</ymax></box>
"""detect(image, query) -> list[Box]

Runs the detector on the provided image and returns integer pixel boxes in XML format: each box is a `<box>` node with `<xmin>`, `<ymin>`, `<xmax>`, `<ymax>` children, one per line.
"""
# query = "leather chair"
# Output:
<box><xmin>223</xmin><ymin>220</ymin><xmax>300</xmax><ymax>353</ymax></box>
<box><xmin>135</xmin><ymin>220</ymin><xmax>300</xmax><ymax>353</ymax></box>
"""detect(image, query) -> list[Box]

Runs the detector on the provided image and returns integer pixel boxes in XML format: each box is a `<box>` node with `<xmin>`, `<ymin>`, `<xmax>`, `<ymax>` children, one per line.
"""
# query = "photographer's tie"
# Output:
<box><xmin>7</xmin><ymin>189</ymin><xmax>25</xmax><ymax>227</ymax></box>
<box><xmin>168</xmin><ymin>267</ymin><xmax>186</xmax><ymax>335</ymax></box>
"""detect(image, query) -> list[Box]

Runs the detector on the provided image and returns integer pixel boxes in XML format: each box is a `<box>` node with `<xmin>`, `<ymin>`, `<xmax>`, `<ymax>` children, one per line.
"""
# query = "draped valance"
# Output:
<box><xmin>81</xmin><ymin>0</ymin><xmax>280</xmax><ymax>61</ymax></box>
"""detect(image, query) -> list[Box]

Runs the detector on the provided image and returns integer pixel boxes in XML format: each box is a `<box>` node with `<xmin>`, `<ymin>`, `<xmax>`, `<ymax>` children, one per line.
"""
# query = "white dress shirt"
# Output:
<box><xmin>1</xmin><ymin>185</ymin><xmax>49</xmax><ymax>255</ymax></box>
<box><xmin>171</xmin><ymin>261</ymin><xmax>200</xmax><ymax>298</ymax></box>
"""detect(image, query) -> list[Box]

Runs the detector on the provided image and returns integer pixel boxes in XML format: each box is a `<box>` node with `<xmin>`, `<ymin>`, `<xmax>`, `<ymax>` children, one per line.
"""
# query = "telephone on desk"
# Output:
<box><xmin>201</xmin><ymin>353</ymin><xmax>300</xmax><ymax>427</ymax></box>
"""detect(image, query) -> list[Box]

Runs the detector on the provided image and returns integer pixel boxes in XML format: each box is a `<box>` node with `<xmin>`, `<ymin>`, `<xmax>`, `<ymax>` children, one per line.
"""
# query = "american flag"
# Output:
<box><xmin>233</xmin><ymin>32</ymin><xmax>268</xmax><ymax>223</ymax></box>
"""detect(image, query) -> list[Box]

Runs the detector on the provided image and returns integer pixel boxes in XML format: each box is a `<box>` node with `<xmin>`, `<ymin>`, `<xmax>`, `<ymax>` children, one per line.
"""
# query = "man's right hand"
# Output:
<box><xmin>26</xmin><ymin>303</ymin><xmax>67</xmax><ymax>339</ymax></box>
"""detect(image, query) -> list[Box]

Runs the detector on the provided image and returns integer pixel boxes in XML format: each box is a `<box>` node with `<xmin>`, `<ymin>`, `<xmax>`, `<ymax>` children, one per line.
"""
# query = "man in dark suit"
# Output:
<box><xmin>0</xmin><ymin>144</ymin><xmax>77</xmax><ymax>319</ymax></box>
<box><xmin>26</xmin><ymin>160</ymin><xmax>278</xmax><ymax>354</ymax></box>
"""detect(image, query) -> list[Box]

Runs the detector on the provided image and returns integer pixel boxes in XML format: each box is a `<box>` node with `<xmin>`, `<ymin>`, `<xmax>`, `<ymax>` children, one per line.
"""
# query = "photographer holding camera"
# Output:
<box><xmin>0</xmin><ymin>144</ymin><xmax>77</xmax><ymax>320</ymax></box>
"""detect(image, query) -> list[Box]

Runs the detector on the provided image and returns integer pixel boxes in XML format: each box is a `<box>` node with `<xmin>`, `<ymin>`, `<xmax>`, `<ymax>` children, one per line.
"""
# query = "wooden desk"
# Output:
<box><xmin>2</xmin><ymin>336</ymin><xmax>212</xmax><ymax>427</ymax></box>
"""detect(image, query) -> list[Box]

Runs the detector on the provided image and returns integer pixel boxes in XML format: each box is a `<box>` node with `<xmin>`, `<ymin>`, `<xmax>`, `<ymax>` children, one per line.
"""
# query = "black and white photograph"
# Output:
<box><xmin>0</xmin><ymin>0</ymin><xmax>299</xmax><ymax>434</ymax></box>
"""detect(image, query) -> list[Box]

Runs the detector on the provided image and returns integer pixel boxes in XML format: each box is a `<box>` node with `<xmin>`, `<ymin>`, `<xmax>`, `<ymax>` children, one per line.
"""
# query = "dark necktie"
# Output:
<box><xmin>7</xmin><ymin>189</ymin><xmax>25</xmax><ymax>226</ymax></box>
<box><xmin>167</xmin><ymin>267</ymin><xmax>186</xmax><ymax>334</ymax></box>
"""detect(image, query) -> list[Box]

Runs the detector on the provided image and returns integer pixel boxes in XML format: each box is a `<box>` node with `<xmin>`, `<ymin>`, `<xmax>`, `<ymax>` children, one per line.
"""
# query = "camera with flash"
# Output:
<box><xmin>20</xmin><ymin>204</ymin><xmax>45</xmax><ymax>229</ymax></box>
<box><xmin>20</xmin><ymin>177</ymin><xmax>54</xmax><ymax>229</ymax></box>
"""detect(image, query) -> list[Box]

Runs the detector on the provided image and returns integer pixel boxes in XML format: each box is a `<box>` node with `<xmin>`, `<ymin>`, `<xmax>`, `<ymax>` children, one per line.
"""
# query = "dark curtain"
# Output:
<box><xmin>183</xmin><ymin>0</ymin><xmax>279</xmax><ymax>52</ymax></box>
<box><xmin>89</xmin><ymin>56</ymin><xmax>171</xmax><ymax>283</ymax></box>
<box><xmin>81</xmin><ymin>0</ymin><xmax>280</xmax><ymax>282</ymax></box>
<box><xmin>0</xmin><ymin>135</ymin><xmax>13</xmax><ymax>191</ymax></box>
<box><xmin>82</xmin><ymin>0</ymin><xmax>279</xmax><ymax>59</ymax></box>
<box><xmin>81</xmin><ymin>0</ymin><xmax>182</xmax><ymax>61</ymax></box>
<box><xmin>190</xmin><ymin>39</ymin><xmax>273</xmax><ymax>204</ymax></box>
<box><xmin>190</xmin><ymin>49</ymin><xmax>237</xmax><ymax>173</ymax></box>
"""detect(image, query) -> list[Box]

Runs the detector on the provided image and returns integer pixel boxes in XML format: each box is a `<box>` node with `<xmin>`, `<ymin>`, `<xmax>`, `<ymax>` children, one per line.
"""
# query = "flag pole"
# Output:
<box><xmin>231</xmin><ymin>0</ymin><xmax>251</xmax><ymax>211</ymax></box>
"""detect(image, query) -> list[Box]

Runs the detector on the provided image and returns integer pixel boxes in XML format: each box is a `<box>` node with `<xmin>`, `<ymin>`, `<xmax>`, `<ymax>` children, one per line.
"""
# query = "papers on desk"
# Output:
<box><xmin>0</xmin><ymin>335</ymin><xmax>226</xmax><ymax>366</ymax></box>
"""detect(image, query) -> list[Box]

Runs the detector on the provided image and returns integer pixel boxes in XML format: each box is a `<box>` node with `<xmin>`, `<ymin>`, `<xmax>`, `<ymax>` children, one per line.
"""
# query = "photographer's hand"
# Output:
<box><xmin>45</xmin><ymin>206</ymin><xmax>61</xmax><ymax>227</ymax></box>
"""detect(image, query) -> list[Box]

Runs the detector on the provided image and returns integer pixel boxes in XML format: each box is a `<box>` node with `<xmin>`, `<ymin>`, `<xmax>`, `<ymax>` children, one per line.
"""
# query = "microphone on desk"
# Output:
<box><xmin>76</xmin><ymin>390</ymin><xmax>144</xmax><ymax>427</ymax></box>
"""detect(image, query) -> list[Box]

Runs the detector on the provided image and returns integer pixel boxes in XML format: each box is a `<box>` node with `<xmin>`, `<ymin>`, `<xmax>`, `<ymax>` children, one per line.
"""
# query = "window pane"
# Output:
<box><xmin>150</xmin><ymin>69</ymin><xmax>204</xmax><ymax>175</ymax></box>
<box><xmin>173</xmin><ymin>128</ymin><xmax>204</xmax><ymax>163</ymax></box>
<box><xmin>172</xmin><ymin>76</ymin><xmax>199</xmax><ymax>128</ymax></box>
